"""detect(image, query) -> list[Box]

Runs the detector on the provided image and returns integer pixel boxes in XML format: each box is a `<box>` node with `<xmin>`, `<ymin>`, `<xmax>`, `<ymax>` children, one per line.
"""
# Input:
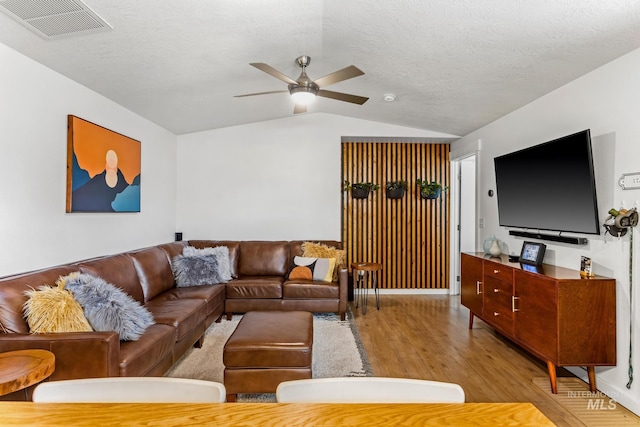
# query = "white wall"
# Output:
<box><xmin>453</xmin><ymin>47</ymin><xmax>640</xmax><ymax>414</ymax></box>
<box><xmin>0</xmin><ymin>42</ymin><xmax>178</xmax><ymax>276</ymax></box>
<box><xmin>176</xmin><ymin>113</ymin><xmax>454</xmax><ymax>241</ymax></box>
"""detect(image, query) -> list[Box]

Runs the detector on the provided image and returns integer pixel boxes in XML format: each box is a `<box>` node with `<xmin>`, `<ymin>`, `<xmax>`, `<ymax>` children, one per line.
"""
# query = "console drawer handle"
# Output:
<box><xmin>494</xmin><ymin>269</ymin><xmax>500</xmax><ymax>274</ymax></box>
<box><xmin>493</xmin><ymin>312</ymin><xmax>500</xmax><ymax>316</ymax></box>
<box><xmin>476</xmin><ymin>281</ymin><xmax>482</xmax><ymax>294</ymax></box>
<box><xmin>494</xmin><ymin>288</ymin><xmax>499</xmax><ymax>293</ymax></box>
<box><xmin>512</xmin><ymin>296</ymin><xmax>520</xmax><ymax>312</ymax></box>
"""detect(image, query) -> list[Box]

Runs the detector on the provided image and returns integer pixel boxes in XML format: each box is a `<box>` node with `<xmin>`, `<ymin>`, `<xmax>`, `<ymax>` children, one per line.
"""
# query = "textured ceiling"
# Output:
<box><xmin>1</xmin><ymin>0</ymin><xmax>640</xmax><ymax>136</ymax></box>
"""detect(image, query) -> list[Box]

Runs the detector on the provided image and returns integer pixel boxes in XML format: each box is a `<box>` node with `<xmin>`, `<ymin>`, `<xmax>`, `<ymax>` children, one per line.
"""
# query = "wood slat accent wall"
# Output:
<box><xmin>341</xmin><ymin>142</ymin><xmax>450</xmax><ymax>289</ymax></box>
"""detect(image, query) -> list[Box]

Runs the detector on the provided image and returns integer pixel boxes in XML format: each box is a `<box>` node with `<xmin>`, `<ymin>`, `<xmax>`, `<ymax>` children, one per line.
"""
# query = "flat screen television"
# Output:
<box><xmin>494</xmin><ymin>129</ymin><xmax>600</xmax><ymax>235</ymax></box>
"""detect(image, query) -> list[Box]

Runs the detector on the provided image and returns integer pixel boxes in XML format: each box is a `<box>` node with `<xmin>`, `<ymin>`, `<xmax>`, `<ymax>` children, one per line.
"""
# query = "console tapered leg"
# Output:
<box><xmin>547</xmin><ymin>360</ymin><xmax>558</xmax><ymax>394</ymax></box>
<box><xmin>587</xmin><ymin>366</ymin><xmax>597</xmax><ymax>392</ymax></box>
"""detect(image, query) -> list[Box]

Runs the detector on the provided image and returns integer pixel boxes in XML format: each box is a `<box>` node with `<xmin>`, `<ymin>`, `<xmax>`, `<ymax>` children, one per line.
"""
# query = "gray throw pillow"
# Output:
<box><xmin>63</xmin><ymin>273</ymin><xmax>155</xmax><ymax>341</ymax></box>
<box><xmin>214</xmin><ymin>246</ymin><xmax>233</xmax><ymax>282</ymax></box>
<box><xmin>173</xmin><ymin>246</ymin><xmax>232</xmax><ymax>286</ymax></box>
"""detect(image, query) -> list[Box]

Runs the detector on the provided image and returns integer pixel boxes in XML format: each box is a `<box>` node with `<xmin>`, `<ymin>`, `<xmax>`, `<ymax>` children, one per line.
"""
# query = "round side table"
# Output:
<box><xmin>351</xmin><ymin>262</ymin><xmax>382</xmax><ymax>314</ymax></box>
<box><xmin>0</xmin><ymin>349</ymin><xmax>55</xmax><ymax>398</ymax></box>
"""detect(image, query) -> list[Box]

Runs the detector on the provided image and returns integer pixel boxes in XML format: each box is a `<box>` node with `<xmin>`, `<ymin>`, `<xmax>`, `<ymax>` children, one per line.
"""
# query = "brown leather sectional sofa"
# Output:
<box><xmin>0</xmin><ymin>240</ymin><xmax>347</xmax><ymax>398</ymax></box>
<box><xmin>188</xmin><ymin>240</ymin><xmax>347</xmax><ymax>320</ymax></box>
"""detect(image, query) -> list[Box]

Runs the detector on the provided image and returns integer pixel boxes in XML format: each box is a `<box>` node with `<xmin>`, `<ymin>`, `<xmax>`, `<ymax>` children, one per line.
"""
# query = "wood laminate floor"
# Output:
<box><xmin>351</xmin><ymin>294</ymin><xmax>640</xmax><ymax>427</ymax></box>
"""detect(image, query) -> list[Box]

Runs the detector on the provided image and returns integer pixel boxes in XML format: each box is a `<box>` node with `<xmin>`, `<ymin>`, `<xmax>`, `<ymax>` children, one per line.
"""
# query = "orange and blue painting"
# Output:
<box><xmin>66</xmin><ymin>115</ymin><xmax>141</xmax><ymax>212</ymax></box>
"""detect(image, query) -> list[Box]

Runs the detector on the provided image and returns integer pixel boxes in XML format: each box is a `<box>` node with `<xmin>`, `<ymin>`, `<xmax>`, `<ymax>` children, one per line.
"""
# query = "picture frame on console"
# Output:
<box><xmin>580</xmin><ymin>256</ymin><xmax>594</xmax><ymax>277</ymax></box>
<box><xmin>519</xmin><ymin>241</ymin><xmax>546</xmax><ymax>265</ymax></box>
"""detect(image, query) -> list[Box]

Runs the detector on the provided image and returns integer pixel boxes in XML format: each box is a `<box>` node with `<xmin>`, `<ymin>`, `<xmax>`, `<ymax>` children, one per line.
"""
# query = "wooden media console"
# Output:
<box><xmin>461</xmin><ymin>252</ymin><xmax>616</xmax><ymax>394</ymax></box>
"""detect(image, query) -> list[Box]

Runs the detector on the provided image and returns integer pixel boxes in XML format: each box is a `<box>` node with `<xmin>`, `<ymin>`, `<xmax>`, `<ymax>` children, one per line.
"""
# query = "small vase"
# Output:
<box><xmin>483</xmin><ymin>236</ymin><xmax>499</xmax><ymax>254</ymax></box>
<box><xmin>488</xmin><ymin>239</ymin><xmax>502</xmax><ymax>257</ymax></box>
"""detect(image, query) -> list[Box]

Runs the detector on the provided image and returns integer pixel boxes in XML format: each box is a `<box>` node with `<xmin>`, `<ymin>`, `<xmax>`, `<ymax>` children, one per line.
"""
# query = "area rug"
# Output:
<box><xmin>532</xmin><ymin>377</ymin><xmax>640</xmax><ymax>426</ymax></box>
<box><xmin>165</xmin><ymin>309</ymin><xmax>372</xmax><ymax>402</ymax></box>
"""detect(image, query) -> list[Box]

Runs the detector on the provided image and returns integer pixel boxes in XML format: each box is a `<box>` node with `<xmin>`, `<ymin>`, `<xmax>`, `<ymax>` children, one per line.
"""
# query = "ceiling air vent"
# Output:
<box><xmin>0</xmin><ymin>0</ymin><xmax>112</xmax><ymax>40</ymax></box>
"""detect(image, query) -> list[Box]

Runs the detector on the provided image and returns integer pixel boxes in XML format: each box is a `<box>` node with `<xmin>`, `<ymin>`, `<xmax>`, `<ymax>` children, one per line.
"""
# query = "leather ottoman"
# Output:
<box><xmin>223</xmin><ymin>311</ymin><xmax>313</xmax><ymax>402</ymax></box>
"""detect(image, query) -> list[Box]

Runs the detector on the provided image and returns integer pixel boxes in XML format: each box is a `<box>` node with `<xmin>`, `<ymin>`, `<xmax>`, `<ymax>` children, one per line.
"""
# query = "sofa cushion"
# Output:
<box><xmin>239</xmin><ymin>241</ymin><xmax>289</xmax><ymax>277</ymax></box>
<box><xmin>76</xmin><ymin>254</ymin><xmax>145</xmax><ymax>303</ymax></box>
<box><xmin>188</xmin><ymin>241</ymin><xmax>240</xmax><ymax>278</ymax></box>
<box><xmin>129</xmin><ymin>247</ymin><xmax>176</xmax><ymax>302</ymax></box>
<box><xmin>118</xmin><ymin>323</ymin><xmax>175</xmax><ymax>376</ymax></box>
<box><xmin>144</xmin><ymin>299</ymin><xmax>207</xmax><ymax>341</ymax></box>
<box><xmin>154</xmin><ymin>284</ymin><xmax>226</xmax><ymax>316</ymax></box>
<box><xmin>0</xmin><ymin>266</ymin><xmax>79</xmax><ymax>334</ymax></box>
<box><xmin>282</xmin><ymin>280</ymin><xmax>339</xmax><ymax>299</ymax></box>
<box><xmin>63</xmin><ymin>273</ymin><xmax>155</xmax><ymax>341</ymax></box>
<box><xmin>225</xmin><ymin>277</ymin><xmax>283</xmax><ymax>299</ymax></box>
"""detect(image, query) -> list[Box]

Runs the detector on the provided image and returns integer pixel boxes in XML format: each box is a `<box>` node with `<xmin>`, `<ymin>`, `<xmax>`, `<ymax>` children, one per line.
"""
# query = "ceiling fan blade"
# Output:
<box><xmin>314</xmin><ymin>65</ymin><xmax>364</xmax><ymax>88</ymax></box>
<box><xmin>250</xmin><ymin>63</ymin><xmax>297</xmax><ymax>84</ymax></box>
<box><xmin>293</xmin><ymin>104</ymin><xmax>307</xmax><ymax>114</ymax></box>
<box><xmin>234</xmin><ymin>90</ymin><xmax>288</xmax><ymax>98</ymax></box>
<box><xmin>318</xmin><ymin>89</ymin><xmax>369</xmax><ymax>105</ymax></box>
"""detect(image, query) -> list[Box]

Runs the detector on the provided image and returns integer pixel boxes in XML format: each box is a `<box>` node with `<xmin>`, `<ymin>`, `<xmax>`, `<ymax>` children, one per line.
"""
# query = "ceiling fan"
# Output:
<box><xmin>234</xmin><ymin>55</ymin><xmax>369</xmax><ymax>114</ymax></box>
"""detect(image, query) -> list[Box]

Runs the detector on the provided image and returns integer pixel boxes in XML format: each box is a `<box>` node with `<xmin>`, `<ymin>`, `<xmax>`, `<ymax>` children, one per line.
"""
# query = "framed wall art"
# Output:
<box><xmin>66</xmin><ymin>115</ymin><xmax>141</xmax><ymax>212</ymax></box>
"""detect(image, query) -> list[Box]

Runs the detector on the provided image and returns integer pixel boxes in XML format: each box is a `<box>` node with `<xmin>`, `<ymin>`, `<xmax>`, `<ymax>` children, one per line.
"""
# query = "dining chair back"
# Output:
<box><xmin>276</xmin><ymin>377</ymin><xmax>465</xmax><ymax>403</ymax></box>
<box><xmin>32</xmin><ymin>377</ymin><xmax>226</xmax><ymax>403</ymax></box>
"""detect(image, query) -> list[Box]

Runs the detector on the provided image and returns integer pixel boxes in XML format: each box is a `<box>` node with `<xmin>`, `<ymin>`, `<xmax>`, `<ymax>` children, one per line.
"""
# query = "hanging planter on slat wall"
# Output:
<box><xmin>385</xmin><ymin>181</ymin><xmax>408</xmax><ymax>199</ymax></box>
<box><xmin>344</xmin><ymin>181</ymin><xmax>379</xmax><ymax>199</ymax></box>
<box><xmin>352</xmin><ymin>187</ymin><xmax>371</xmax><ymax>199</ymax></box>
<box><xmin>416</xmin><ymin>179</ymin><xmax>447</xmax><ymax>200</ymax></box>
<box><xmin>421</xmin><ymin>188</ymin><xmax>441</xmax><ymax>199</ymax></box>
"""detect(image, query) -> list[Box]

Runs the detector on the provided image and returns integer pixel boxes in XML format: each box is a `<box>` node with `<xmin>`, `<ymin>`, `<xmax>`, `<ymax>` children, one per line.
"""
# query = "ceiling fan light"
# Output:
<box><xmin>290</xmin><ymin>86</ymin><xmax>317</xmax><ymax>105</ymax></box>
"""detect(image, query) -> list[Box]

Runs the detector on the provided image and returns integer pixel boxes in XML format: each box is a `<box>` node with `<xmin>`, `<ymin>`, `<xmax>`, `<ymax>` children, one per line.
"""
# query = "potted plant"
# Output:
<box><xmin>416</xmin><ymin>179</ymin><xmax>448</xmax><ymax>199</ymax></box>
<box><xmin>344</xmin><ymin>180</ymin><xmax>379</xmax><ymax>199</ymax></box>
<box><xmin>385</xmin><ymin>180</ymin><xmax>408</xmax><ymax>199</ymax></box>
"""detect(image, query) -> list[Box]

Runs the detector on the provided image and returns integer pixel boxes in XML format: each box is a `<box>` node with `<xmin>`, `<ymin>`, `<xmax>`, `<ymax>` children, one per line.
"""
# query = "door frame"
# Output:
<box><xmin>449</xmin><ymin>153</ymin><xmax>478</xmax><ymax>295</ymax></box>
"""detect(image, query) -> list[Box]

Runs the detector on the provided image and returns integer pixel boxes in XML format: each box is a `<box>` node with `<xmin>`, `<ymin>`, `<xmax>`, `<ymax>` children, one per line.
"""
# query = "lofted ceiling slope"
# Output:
<box><xmin>1</xmin><ymin>0</ymin><xmax>640</xmax><ymax>136</ymax></box>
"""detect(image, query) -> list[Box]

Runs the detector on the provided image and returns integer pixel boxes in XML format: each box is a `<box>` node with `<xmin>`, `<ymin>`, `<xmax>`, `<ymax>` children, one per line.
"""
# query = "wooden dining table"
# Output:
<box><xmin>0</xmin><ymin>402</ymin><xmax>555</xmax><ymax>426</ymax></box>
